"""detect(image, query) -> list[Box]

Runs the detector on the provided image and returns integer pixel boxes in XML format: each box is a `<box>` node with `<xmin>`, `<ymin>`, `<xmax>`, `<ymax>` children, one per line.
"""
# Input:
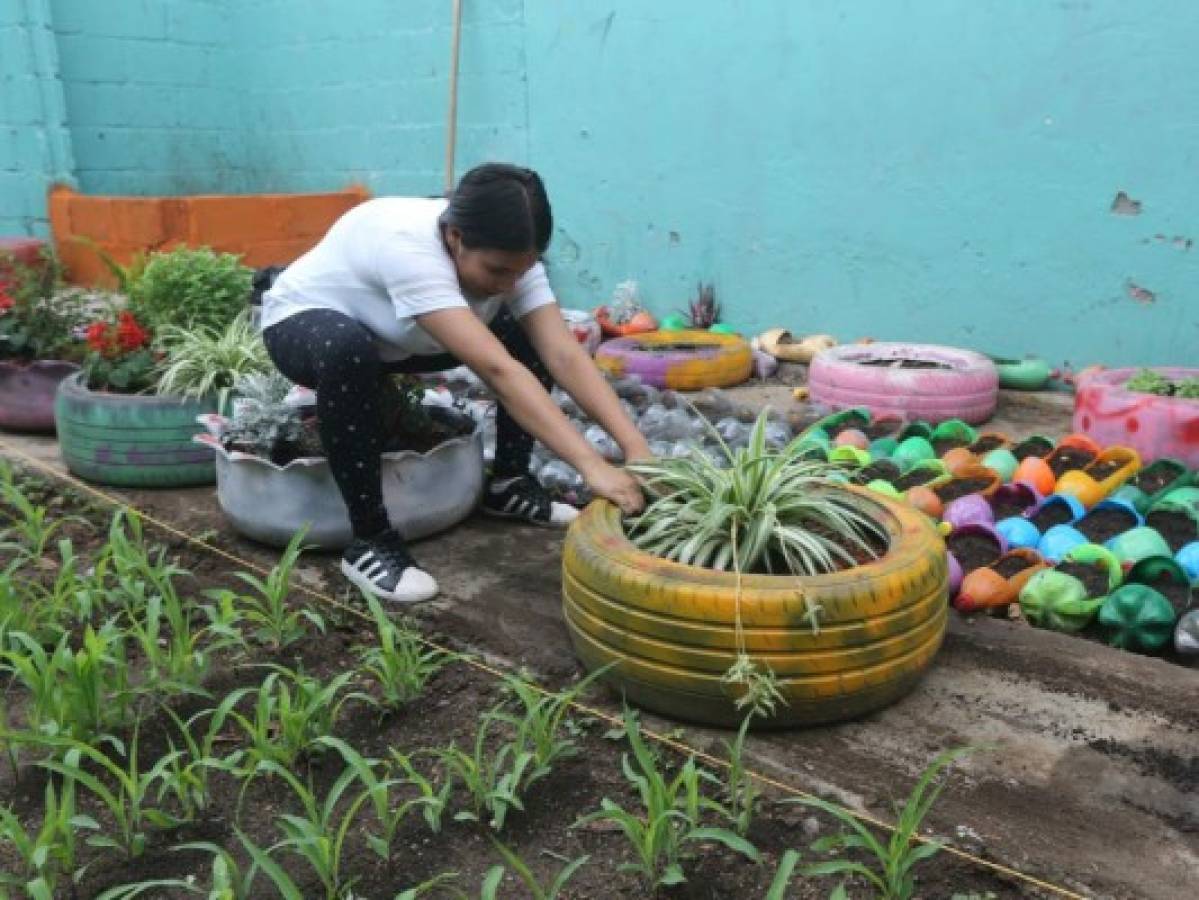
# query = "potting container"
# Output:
<box><xmin>55</xmin><ymin>372</ymin><xmax>216</xmax><ymax>487</ymax></box>
<box><xmin>1175</xmin><ymin>609</ymin><xmax>1199</xmax><ymax>657</ymax></box>
<box><xmin>1019</xmin><ymin>544</ymin><xmax>1120</xmax><ymax>633</ymax></box>
<box><xmin>955</xmin><ymin>548</ymin><xmax>1049</xmax><ymax>612</ymax></box>
<box><xmin>1107</xmin><ymin>526</ymin><xmax>1175</xmax><ymax>568</ymax></box>
<box><xmin>1075</xmin><ymin>367</ymin><xmax>1199</xmax><ymax>467</ymax></box>
<box><xmin>1055</xmin><ymin>447</ymin><xmax>1141</xmax><ymax>508</ymax></box>
<box><xmin>198</xmin><ymin>426</ymin><xmax>485</xmax><ymax>550</ymax></box>
<box><xmin>0</xmin><ymin>360</ymin><xmax>79</xmax><ymax>432</ymax></box>
<box><xmin>1110</xmin><ymin>458</ymin><xmax>1192</xmax><ymax>514</ymax></box>
<box><xmin>1099</xmin><ymin>586</ymin><xmax>1177</xmax><ymax>653</ymax></box>
<box><xmin>1037</xmin><ymin>524</ymin><xmax>1088</xmax><ymax>563</ymax></box>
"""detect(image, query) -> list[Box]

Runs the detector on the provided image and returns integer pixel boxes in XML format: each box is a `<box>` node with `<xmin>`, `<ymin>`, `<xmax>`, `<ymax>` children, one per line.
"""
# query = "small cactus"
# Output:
<box><xmin>686</xmin><ymin>281</ymin><xmax>721</xmax><ymax>328</ymax></box>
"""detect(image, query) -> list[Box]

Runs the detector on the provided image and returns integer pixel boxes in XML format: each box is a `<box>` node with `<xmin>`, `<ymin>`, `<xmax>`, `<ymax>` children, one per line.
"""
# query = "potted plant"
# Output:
<box><xmin>561</xmin><ymin>411</ymin><xmax>948</xmax><ymax>728</ymax></box>
<box><xmin>0</xmin><ymin>248</ymin><xmax>88</xmax><ymax>432</ymax></box>
<box><xmin>54</xmin><ymin>245</ymin><xmax>254</xmax><ymax>487</ymax></box>
<box><xmin>196</xmin><ymin>370</ymin><xmax>484</xmax><ymax>549</ymax></box>
<box><xmin>593</xmin><ymin>279</ymin><xmax>657</xmax><ymax>338</ymax></box>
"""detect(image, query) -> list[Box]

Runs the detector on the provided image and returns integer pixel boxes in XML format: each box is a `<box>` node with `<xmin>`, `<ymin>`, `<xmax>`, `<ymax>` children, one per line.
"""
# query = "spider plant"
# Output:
<box><xmin>153</xmin><ymin>310</ymin><xmax>271</xmax><ymax>413</ymax></box>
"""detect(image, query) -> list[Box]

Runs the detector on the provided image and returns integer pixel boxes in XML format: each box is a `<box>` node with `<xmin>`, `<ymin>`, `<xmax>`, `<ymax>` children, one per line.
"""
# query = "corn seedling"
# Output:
<box><xmin>395</xmin><ymin>872</ymin><xmax>465</xmax><ymax>899</ymax></box>
<box><xmin>574</xmin><ymin>707</ymin><xmax>759</xmax><ymax>887</ymax></box>
<box><xmin>0</xmin><ymin>778</ymin><xmax>81</xmax><ymax>899</ymax></box>
<box><xmin>776</xmin><ymin>746</ymin><xmax>979</xmax><ymax>900</ymax></box>
<box><xmin>482</xmin><ymin>838</ymin><xmax>589</xmax><ymax>900</ymax></box>
<box><xmin>153</xmin><ymin>706</ymin><xmax>228</xmax><ymax>820</ymax></box>
<box><xmin>722</xmin><ymin>714</ymin><xmax>760</xmax><ymax>837</ymax></box>
<box><xmin>358</xmin><ymin>593</ymin><xmax>450</xmax><ymax>712</ymax></box>
<box><xmin>0</xmin><ymin>463</ymin><xmax>84</xmax><ymax>562</ymax></box>
<box><xmin>491</xmin><ymin>668</ymin><xmax>606</xmax><ymax>776</ymax></box>
<box><xmin>389</xmin><ymin>749</ymin><xmax>454</xmax><ymax>835</ymax></box>
<box><xmin>36</xmin><ymin>728</ymin><xmax>187</xmax><ymax>860</ymax></box>
<box><xmin>221</xmin><ymin>528</ymin><xmax>324</xmax><ymax>650</ymax></box>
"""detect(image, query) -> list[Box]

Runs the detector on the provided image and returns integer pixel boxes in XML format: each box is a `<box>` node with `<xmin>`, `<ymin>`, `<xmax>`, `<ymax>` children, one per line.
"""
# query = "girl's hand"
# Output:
<box><xmin>583</xmin><ymin>460</ymin><xmax>646</xmax><ymax>517</ymax></box>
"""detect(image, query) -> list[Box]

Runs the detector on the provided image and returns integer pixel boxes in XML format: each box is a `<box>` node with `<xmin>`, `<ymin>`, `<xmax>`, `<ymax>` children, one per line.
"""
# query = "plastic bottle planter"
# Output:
<box><xmin>988</xmin><ymin>482</ymin><xmax>1043</xmax><ymax>523</ymax></box>
<box><xmin>1122</xmin><ymin>557</ymin><xmax>1194</xmax><ymax>617</ymax></box>
<box><xmin>945</xmin><ymin>524</ymin><xmax>1006</xmax><ymax>597</ymax></box>
<box><xmin>594</xmin><ymin>330</ymin><xmax>753</xmax><ymax>390</ymax></box>
<box><xmin>1006</xmin><ymin>493</ymin><xmax>1086</xmax><ymax>552</ymax></box>
<box><xmin>1055</xmin><ymin>447</ymin><xmax>1142</xmax><ymax>508</ymax></box>
<box><xmin>1106</xmin><ymin>526</ymin><xmax>1174</xmax><ymax>569</ymax></box>
<box><xmin>1175</xmin><ymin>609</ymin><xmax>1199</xmax><ymax>657</ymax></box>
<box><xmin>0</xmin><ymin>360</ymin><xmax>80</xmax><ymax>433</ymax></box>
<box><xmin>942</xmin><ymin>494</ymin><xmax>994</xmax><ymax>530</ymax></box>
<box><xmin>932</xmin><ymin>465</ymin><xmax>1002</xmax><ymax>506</ymax></box>
<box><xmin>1018</xmin><ymin>544</ymin><xmax>1122</xmax><ymax>633</ymax></box>
<box><xmin>1098</xmin><ymin>587</ymin><xmax>1177</xmax><ymax>653</ymax></box>
<box><xmin>955</xmin><ymin>548</ymin><xmax>1049</xmax><ymax>613</ymax></box>
<box><xmin>980</xmin><ymin>447</ymin><xmax>1019</xmax><ymax>483</ymax></box>
<box><xmin>1036</xmin><ymin>434</ymin><xmax>1104</xmax><ymax>493</ymax></box>
<box><xmin>1176</xmin><ymin>542</ymin><xmax>1199</xmax><ymax>581</ymax></box>
<box><xmin>593</xmin><ymin>306</ymin><xmax>657</xmax><ymax>338</ymax></box>
<box><xmin>1010</xmin><ymin>434</ymin><xmax>1055</xmax><ymax>462</ymax></box>
<box><xmin>889</xmin><ymin>459</ymin><xmax>951</xmax><ymax>493</ymax></box>
<box><xmin>194</xmin><ymin>426</ymin><xmax>484</xmax><ymax>550</ymax></box>
<box><xmin>55</xmin><ymin>373</ymin><xmax>216</xmax><ymax>487</ymax></box>
<box><xmin>561</xmin><ymin>486</ymin><xmax>949</xmax><ymax>728</ymax></box>
<box><xmin>1073</xmin><ymin>499</ymin><xmax>1144</xmax><ymax>548</ymax></box>
<box><xmin>1145</xmin><ymin>487</ymin><xmax>1199</xmax><ymax>553</ymax></box>
<box><xmin>928</xmin><ymin>419</ymin><xmax>978</xmax><ymax>456</ymax></box>
<box><xmin>1074</xmin><ymin>366</ymin><xmax>1199</xmax><ymax>467</ymax></box>
<box><xmin>987</xmin><ymin>354</ymin><xmax>1052</xmax><ymax>391</ymax></box>
<box><xmin>1037</xmin><ymin>524</ymin><xmax>1089</xmax><ymax>563</ymax></box>
<box><xmin>1110</xmin><ymin>458</ymin><xmax>1192</xmax><ymax>514</ymax></box>
<box><xmin>808</xmin><ymin>342</ymin><xmax>999</xmax><ymax>424</ymax></box>
<box><xmin>892</xmin><ymin>436</ymin><xmax>937</xmax><ymax>472</ymax></box>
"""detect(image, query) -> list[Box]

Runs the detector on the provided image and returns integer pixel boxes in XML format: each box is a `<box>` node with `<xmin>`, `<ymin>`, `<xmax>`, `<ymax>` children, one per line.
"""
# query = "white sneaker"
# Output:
<box><xmin>340</xmin><ymin>532</ymin><xmax>438</xmax><ymax>603</ymax></box>
<box><xmin>482</xmin><ymin>475</ymin><xmax>579</xmax><ymax>527</ymax></box>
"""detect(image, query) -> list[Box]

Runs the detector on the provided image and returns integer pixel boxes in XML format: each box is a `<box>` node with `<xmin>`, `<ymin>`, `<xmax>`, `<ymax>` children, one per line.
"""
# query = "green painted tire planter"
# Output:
<box><xmin>55</xmin><ymin>372</ymin><xmax>216</xmax><ymax>487</ymax></box>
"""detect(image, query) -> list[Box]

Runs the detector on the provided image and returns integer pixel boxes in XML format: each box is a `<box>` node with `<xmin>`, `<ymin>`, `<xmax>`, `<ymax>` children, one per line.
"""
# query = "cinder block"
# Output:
<box><xmin>56</xmin><ymin>33</ymin><xmax>129</xmax><ymax>83</ymax></box>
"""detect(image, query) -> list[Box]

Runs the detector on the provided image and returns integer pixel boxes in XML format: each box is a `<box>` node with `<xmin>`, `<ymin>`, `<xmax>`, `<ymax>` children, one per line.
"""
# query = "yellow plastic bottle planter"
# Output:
<box><xmin>561</xmin><ymin>486</ymin><xmax>948</xmax><ymax>729</ymax></box>
<box><xmin>1055</xmin><ymin>446</ymin><xmax>1141</xmax><ymax>508</ymax></box>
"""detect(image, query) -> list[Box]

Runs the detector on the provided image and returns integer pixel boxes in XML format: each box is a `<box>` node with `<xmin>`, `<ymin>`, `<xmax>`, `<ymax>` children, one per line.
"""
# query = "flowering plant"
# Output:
<box><xmin>0</xmin><ymin>249</ymin><xmax>86</xmax><ymax>362</ymax></box>
<box><xmin>81</xmin><ymin>308</ymin><xmax>160</xmax><ymax>392</ymax></box>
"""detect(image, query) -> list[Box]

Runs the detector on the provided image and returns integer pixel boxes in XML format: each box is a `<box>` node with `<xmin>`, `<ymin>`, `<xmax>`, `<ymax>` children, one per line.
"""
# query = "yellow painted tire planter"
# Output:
<box><xmin>562</xmin><ymin>486</ymin><xmax>948</xmax><ymax>728</ymax></box>
<box><xmin>593</xmin><ymin>330</ymin><xmax>753</xmax><ymax>390</ymax></box>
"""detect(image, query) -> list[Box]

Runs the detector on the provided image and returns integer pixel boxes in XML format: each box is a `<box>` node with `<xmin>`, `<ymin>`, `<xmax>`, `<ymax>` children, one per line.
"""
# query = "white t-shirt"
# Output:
<box><xmin>260</xmin><ymin>197</ymin><xmax>556</xmax><ymax>361</ymax></box>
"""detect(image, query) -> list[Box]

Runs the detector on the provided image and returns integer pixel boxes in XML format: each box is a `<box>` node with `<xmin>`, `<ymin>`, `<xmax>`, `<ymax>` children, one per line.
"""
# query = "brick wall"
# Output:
<box><xmin>50</xmin><ymin>0</ymin><xmax>248</xmax><ymax>196</ymax></box>
<box><xmin>0</xmin><ymin>0</ymin><xmax>74</xmax><ymax>236</ymax></box>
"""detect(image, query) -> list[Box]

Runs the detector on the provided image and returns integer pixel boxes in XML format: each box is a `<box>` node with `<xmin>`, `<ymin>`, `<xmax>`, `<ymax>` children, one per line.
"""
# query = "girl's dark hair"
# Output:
<box><xmin>443</xmin><ymin>163</ymin><xmax>552</xmax><ymax>254</ymax></box>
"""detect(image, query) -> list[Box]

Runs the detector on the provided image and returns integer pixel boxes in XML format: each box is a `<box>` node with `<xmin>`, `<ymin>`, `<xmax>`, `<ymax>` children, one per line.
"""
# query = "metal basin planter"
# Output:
<box><xmin>197</xmin><ymin>427</ymin><xmax>484</xmax><ymax>550</ymax></box>
<box><xmin>1075</xmin><ymin>367</ymin><xmax>1199</xmax><ymax>466</ymax></box>
<box><xmin>562</xmin><ymin>485</ymin><xmax>948</xmax><ymax>728</ymax></box>
<box><xmin>0</xmin><ymin>360</ymin><xmax>79</xmax><ymax>432</ymax></box>
<box><xmin>55</xmin><ymin>372</ymin><xmax>216</xmax><ymax>487</ymax></box>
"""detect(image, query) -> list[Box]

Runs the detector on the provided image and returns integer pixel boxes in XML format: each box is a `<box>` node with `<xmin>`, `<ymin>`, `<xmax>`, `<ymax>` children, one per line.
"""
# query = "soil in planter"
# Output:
<box><xmin>859</xmin><ymin>358</ymin><xmax>951</xmax><ymax>370</ymax></box>
<box><xmin>1145</xmin><ymin>510</ymin><xmax>1198</xmax><ymax>553</ymax></box>
<box><xmin>947</xmin><ymin>532</ymin><xmax>1001</xmax><ymax>574</ymax></box>
<box><xmin>1056</xmin><ymin>561</ymin><xmax>1111</xmax><ymax>598</ymax></box>
<box><xmin>1086</xmin><ymin>459</ymin><xmax>1127</xmax><ymax>482</ymax></box>
<box><xmin>863</xmin><ymin>419</ymin><xmax>902</xmax><ymax>439</ymax></box>
<box><xmin>1047</xmin><ymin>447</ymin><xmax>1097</xmax><ymax>477</ymax></box>
<box><xmin>1013</xmin><ymin>437</ymin><xmax>1053</xmax><ymax>461</ymax></box>
<box><xmin>1142</xmin><ymin>571</ymin><xmax>1193</xmax><ymax>614</ymax></box>
<box><xmin>1076</xmin><ymin>507</ymin><xmax>1138</xmax><ymax>545</ymax></box>
<box><xmin>638</xmin><ymin>342</ymin><xmax>715</xmax><ymax>354</ymax></box>
<box><xmin>852</xmin><ymin>459</ymin><xmax>901</xmax><ymax>485</ymax></box>
<box><xmin>1132</xmin><ymin>466</ymin><xmax>1181</xmax><ymax>496</ymax></box>
<box><xmin>1030</xmin><ymin>502</ymin><xmax>1075</xmax><ymax>532</ymax></box>
<box><xmin>932</xmin><ymin>437</ymin><xmax>970</xmax><ymax>456</ymax></box>
<box><xmin>991</xmin><ymin>493</ymin><xmax>1035</xmax><ymax>521</ymax></box>
<box><xmin>969</xmin><ymin>435</ymin><xmax>1006</xmax><ymax>454</ymax></box>
<box><xmin>993</xmin><ymin>555</ymin><xmax>1037</xmax><ymax>579</ymax></box>
<box><xmin>893</xmin><ymin>468</ymin><xmax>940</xmax><ymax>491</ymax></box>
<box><xmin>758</xmin><ymin>519</ymin><xmax>890</xmax><ymax>573</ymax></box>
<box><xmin>935</xmin><ymin>477</ymin><xmax>994</xmax><ymax>503</ymax></box>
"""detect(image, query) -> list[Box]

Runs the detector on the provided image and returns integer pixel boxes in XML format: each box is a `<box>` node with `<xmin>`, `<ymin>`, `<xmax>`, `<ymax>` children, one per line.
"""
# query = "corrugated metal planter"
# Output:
<box><xmin>0</xmin><ymin>360</ymin><xmax>79</xmax><ymax>433</ymax></box>
<box><xmin>196</xmin><ymin>427</ymin><xmax>484</xmax><ymax>550</ymax></box>
<box><xmin>55</xmin><ymin>372</ymin><xmax>216</xmax><ymax>487</ymax></box>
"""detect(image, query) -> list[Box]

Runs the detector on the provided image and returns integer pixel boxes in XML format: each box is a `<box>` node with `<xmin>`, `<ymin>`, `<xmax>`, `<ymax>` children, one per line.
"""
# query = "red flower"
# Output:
<box><xmin>115</xmin><ymin>311</ymin><xmax>148</xmax><ymax>351</ymax></box>
<box><xmin>0</xmin><ymin>292</ymin><xmax>12</xmax><ymax>315</ymax></box>
<box><xmin>85</xmin><ymin>321</ymin><xmax>110</xmax><ymax>353</ymax></box>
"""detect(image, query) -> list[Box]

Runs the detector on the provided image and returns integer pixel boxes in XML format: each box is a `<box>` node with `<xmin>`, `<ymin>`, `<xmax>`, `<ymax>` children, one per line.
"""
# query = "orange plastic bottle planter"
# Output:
<box><xmin>1055</xmin><ymin>447</ymin><xmax>1142</xmax><ymax>508</ymax></box>
<box><xmin>592</xmin><ymin>306</ymin><xmax>658</xmax><ymax>338</ymax></box>
<box><xmin>954</xmin><ymin>548</ymin><xmax>1049</xmax><ymax>613</ymax></box>
<box><xmin>933</xmin><ymin>464</ymin><xmax>1002</xmax><ymax>505</ymax></box>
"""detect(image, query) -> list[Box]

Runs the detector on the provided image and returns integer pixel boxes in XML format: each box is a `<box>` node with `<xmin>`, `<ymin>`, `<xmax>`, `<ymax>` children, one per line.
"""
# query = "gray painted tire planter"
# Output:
<box><xmin>55</xmin><ymin>373</ymin><xmax>216</xmax><ymax>487</ymax></box>
<box><xmin>0</xmin><ymin>359</ymin><xmax>79</xmax><ymax>433</ymax></box>
<box><xmin>198</xmin><ymin>427</ymin><xmax>485</xmax><ymax>550</ymax></box>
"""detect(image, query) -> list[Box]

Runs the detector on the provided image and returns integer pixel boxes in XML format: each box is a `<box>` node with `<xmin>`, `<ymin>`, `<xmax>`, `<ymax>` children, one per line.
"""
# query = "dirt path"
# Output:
<box><xmin>2</xmin><ymin>411</ymin><xmax>1195</xmax><ymax>899</ymax></box>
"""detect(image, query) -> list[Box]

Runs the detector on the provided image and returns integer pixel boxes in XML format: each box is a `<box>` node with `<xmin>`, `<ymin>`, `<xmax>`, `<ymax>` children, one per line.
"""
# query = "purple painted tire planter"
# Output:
<box><xmin>809</xmin><ymin>343</ymin><xmax>998</xmax><ymax>424</ymax></box>
<box><xmin>594</xmin><ymin>330</ymin><xmax>753</xmax><ymax>390</ymax></box>
<box><xmin>0</xmin><ymin>359</ymin><xmax>79</xmax><ymax>433</ymax></box>
<box><xmin>1074</xmin><ymin>367</ymin><xmax>1199</xmax><ymax>467</ymax></box>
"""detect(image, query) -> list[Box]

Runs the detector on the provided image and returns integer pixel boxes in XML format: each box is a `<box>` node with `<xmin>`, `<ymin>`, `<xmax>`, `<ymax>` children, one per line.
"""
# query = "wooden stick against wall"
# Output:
<box><xmin>445</xmin><ymin>0</ymin><xmax>463</xmax><ymax>194</ymax></box>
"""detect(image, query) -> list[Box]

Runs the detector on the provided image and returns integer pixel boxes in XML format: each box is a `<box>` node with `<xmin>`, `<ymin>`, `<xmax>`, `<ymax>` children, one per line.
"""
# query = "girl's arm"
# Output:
<box><xmin>415</xmin><ymin>307</ymin><xmax>645</xmax><ymax>514</ymax></box>
<box><xmin>516</xmin><ymin>304</ymin><xmax>653</xmax><ymax>463</ymax></box>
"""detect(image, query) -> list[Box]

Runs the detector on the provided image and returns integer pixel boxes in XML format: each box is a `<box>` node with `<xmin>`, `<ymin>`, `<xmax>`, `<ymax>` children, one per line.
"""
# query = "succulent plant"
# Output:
<box><xmin>685</xmin><ymin>281</ymin><xmax>721</xmax><ymax>328</ymax></box>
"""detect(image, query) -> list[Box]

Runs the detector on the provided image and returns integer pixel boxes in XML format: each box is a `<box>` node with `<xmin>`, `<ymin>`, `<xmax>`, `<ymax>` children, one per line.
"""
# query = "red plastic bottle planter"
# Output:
<box><xmin>1074</xmin><ymin>368</ymin><xmax>1199</xmax><ymax>467</ymax></box>
<box><xmin>809</xmin><ymin>343</ymin><xmax>998</xmax><ymax>425</ymax></box>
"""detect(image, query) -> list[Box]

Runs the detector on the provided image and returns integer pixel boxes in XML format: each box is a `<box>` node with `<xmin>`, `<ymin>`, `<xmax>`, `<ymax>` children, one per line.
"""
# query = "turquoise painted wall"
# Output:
<box><xmin>525</xmin><ymin>0</ymin><xmax>1199</xmax><ymax>367</ymax></box>
<box><xmin>1</xmin><ymin>1</ymin><xmax>1195</xmax><ymax>365</ymax></box>
<box><xmin>0</xmin><ymin>0</ymin><xmax>74</xmax><ymax>236</ymax></box>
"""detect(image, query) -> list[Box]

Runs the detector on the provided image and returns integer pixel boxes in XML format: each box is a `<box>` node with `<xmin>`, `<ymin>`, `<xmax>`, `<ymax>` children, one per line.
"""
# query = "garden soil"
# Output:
<box><xmin>2</xmin><ymin>386</ymin><xmax>1197</xmax><ymax>899</ymax></box>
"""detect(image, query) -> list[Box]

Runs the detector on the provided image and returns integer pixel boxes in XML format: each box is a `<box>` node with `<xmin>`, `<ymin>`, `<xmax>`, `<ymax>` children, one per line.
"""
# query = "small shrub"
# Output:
<box><xmin>129</xmin><ymin>246</ymin><xmax>253</xmax><ymax>332</ymax></box>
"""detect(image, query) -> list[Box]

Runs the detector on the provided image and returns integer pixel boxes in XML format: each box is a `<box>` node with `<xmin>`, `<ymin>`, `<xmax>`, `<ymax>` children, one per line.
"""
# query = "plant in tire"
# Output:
<box><xmin>626</xmin><ymin>409</ymin><xmax>886</xmax><ymax>715</ymax></box>
<box><xmin>128</xmin><ymin>246</ymin><xmax>253</xmax><ymax>333</ymax></box>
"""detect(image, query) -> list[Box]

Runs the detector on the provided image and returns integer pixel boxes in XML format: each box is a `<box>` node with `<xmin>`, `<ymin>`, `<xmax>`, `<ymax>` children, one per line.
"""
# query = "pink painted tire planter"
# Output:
<box><xmin>594</xmin><ymin>330</ymin><xmax>753</xmax><ymax>390</ymax></box>
<box><xmin>0</xmin><ymin>360</ymin><xmax>80</xmax><ymax>433</ymax></box>
<box><xmin>809</xmin><ymin>343</ymin><xmax>998</xmax><ymax>424</ymax></box>
<box><xmin>1074</xmin><ymin>368</ymin><xmax>1199</xmax><ymax>467</ymax></box>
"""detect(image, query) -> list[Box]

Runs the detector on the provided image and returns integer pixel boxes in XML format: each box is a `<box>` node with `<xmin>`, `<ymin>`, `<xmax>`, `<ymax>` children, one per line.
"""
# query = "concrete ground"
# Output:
<box><xmin>2</xmin><ymin>386</ymin><xmax>1194</xmax><ymax>899</ymax></box>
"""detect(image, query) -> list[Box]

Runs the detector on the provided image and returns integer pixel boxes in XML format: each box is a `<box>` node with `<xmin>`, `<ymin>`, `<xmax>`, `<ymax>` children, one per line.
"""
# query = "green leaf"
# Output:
<box><xmin>685</xmin><ymin>826</ymin><xmax>761</xmax><ymax>862</ymax></box>
<box><xmin>480</xmin><ymin>865</ymin><xmax>505</xmax><ymax>899</ymax></box>
<box><xmin>765</xmin><ymin>849</ymin><xmax>800</xmax><ymax>900</ymax></box>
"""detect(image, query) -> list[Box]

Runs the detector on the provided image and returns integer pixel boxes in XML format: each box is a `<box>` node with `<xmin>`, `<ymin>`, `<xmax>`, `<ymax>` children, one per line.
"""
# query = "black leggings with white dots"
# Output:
<box><xmin>262</xmin><ymin>307</ymin><xmax>554</xmax><ymax>539</ymax></box>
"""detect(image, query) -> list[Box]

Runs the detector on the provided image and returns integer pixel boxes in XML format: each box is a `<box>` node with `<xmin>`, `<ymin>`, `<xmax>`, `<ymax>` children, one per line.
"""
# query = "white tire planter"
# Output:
<box><xmin>809</xmin><ymin>342</ymin><xmax>998</xmax><ymax>424</ymax></box>
<box><xmin>196</xmin><ymin>427</ymin><xmax>485</xmax><ymax>550</ymax></box>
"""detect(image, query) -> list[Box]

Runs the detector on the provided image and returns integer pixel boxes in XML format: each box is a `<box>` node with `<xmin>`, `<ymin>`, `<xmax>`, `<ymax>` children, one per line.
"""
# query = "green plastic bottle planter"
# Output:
<box><xmin>55</xmin><ymin>373</ymin><xmax>216</xmax><ymax>488</ymax></box>
<box><xmin>892</xmin><ymin>436</ymin><xmax>937</xmax><ymax>472</ymax></box>
<box><xmin>1018</xmin><ymin>569</ymin><xmax>1105</xmax><ymax>633</ymax></box>
<box><xmin>1106</xmin><ymin>527</ymin><xmax>1174</xmax><ymax>568</ymax></box>
<box><xmin>708</xmin><ymin>323</ymin><xmax>737</xmax><ymax>335</ymax></box>
<box><xmin>982</xmin><ymin>447</ymin><xmax>1019</xmax><ymax>483</ymax></box>
<box><xmin>898</xmin><ymin>422</ymin><xmax>934</xmax><ymax>442</ymax></box>
<box><xmin>659</xmin><ymin>313</ymin><xmax>689</xmax><ymax>331</ymax></box>
<box><xmin>793</xmin><ymin>429</ymin><xmax>832</xmax><ymax>461</ymax></box>
<box><xmin>866</xmin><ymin>479</ymin><xmax>903</xmax><ymax>499</ymax></box>
<box><xmin>1149</xmin><ymin>485</ymin><xmax>1199</xmax><ymax>519</ymax></box>
<box><xmin>930</xmin><ymin>418</ymin><xmax>978</xmax><ymax>446</ymax></box>
<box><xmin>1111</xmin><ymin>458</ymin><xmax>1192</xmax><ymax>514</ymax></box>
<box><xmin>869</xmin><ymin>435</ymin><xmax>900</xmax><ymax>459</ymax></box>
<box><xmin>987</xmin><ymin>355</ymin><xmax>1052</xmax><ymax>391</ymax></box>
<box><xmin>1123</xmin><ymin>556</ymin><xmax>1194</xmax><ymax>615</ymax></box>
<box><xmin>1062</xmin><ymin>543</ymin><xmax>1125</xmax><ymax>591</ymax></box>
<box><xmin>895</xmin><ymin>459</ymin><xmax>952</xmax><ymax>491</ymax></box>
<box><xmin>828</xmin><ymin>445</ymin><xmax>871</xmax><ymax>467</ymax></box>
<box><xmin>1098</xmin><ymin>586</ymin><xmax>1177</xmax><ymax>653</ymax></box>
